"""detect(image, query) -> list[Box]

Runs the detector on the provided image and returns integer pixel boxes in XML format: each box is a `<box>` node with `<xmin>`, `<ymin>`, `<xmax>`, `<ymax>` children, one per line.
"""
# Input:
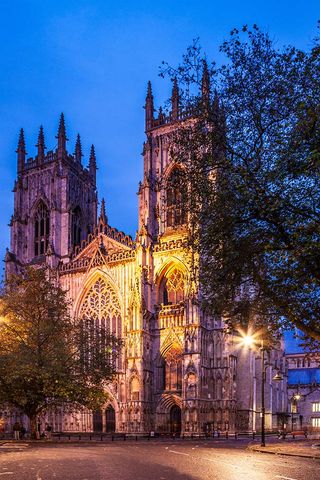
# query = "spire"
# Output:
<box><xmin>158</xmin><ymin>106</ymin><xmax>164</xmax><ymax>124</ymax></box>
<box><xmin>16</xmin><ymin>128</ymin><xmax>26</xmax><ymax>175</ymax></box>
<box><xmin>145</xmin><ymin>81</ymin><xmax>154</xmax><ymax>132</ymax></box>
<box><xmin>74</xmin><ymin>133</ymin><xmax>83</xmax><ymax>164</ymax></box>
<box><xmin>56</xmin><ymin>113</ymin><xmax>68</xmax><ymax>158</ymax></box>
<box><xmin>99</xmin><ymin>198</ymin><xmax>108</xmax><ymax>225</ymax></box>
<box><xmin>171</xmin><ymin>77</ymin><xmax>179</xmax><ymax>121</ymax></box>
<box><xmin>89</xmin><ymin>144</ymin><xmax>97</xmax><ymax>185</ymax></box>
<box><xmin>201</xmin><ymin>60</ymin><xmax>210</xmax><ymax>108</ymax></box>
<box><xmin>36</xmin><ymin>126</ymin><xmax>46</xmax><ymax>164</ymax></box>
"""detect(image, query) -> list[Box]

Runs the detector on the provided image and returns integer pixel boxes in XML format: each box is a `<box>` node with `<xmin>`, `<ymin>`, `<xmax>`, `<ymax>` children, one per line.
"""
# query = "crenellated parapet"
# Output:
<box><xmin>16</xmin><ymin>113</ymin><xmax>97</xmax><ymax>187</ymax></box>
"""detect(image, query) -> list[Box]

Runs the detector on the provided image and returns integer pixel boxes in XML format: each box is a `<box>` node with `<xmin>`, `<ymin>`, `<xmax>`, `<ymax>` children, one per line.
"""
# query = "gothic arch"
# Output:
<box><xmin>156</xmin><ymin>394</ymin><xmax>182</xmax><ymax>415</ymax></box>
<box><xmin>33</xmin><ymin>199</ymin><xmax>50</xmax><ymax>256</ymax></box>
<box><xmin>74</xmin><ymin>269</ymin><xmax>123</xmax><ymax>318</ymax></box>
<box><xmin>30</xmin><ymin>197</ymin><xmax>50</xmax><ymax>216</ymax></box>
<box><xmin>163</xmin><ymin>161</ymin><xmax>186</xmax><ymax>181</ymax></box>
<box><xmin>76</xmin><ymin>272</ymin><xmax>123</xmax><ymax>338</ymax></box>
<box><xmin>165</xmin><ymin>166</ymin><xmax>187</xmax><ymax>228</ymax></box>
<box><xmin>157</xmin><ymin>262</ymin><xmax>187</xmax><ymax>306</ymax></box>
<box><xmin>156</xmin><ymin>342</ymin><xmax>183</xmax><ymax>393</ymax></box>
<box><xmin>155</xmin><ymin>257</ymin><xmax>188</xmax><ymax>284</ymax></box>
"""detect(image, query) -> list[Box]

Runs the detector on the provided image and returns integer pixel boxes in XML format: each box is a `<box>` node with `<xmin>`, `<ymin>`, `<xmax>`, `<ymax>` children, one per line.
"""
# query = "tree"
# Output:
<box><xmin>0</xmin><ymin>267</ymin><xmax>122</xmax><ymax>437</ymax></box>
<box><xmin>160</xmin><ymin>26</ymin><xmax>320</xmax><ymax>345</ymax></box>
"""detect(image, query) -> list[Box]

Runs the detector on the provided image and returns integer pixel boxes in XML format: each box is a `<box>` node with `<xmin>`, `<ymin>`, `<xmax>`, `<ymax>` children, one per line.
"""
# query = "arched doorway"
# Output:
<box><xmin>105</xmin><ymin>405</ymin><xmax>116</xmax><ymax>433</ymax></box>
<box><xmin>170</xmin><ymin>405</ymin><xmax>181</xmax><ymax>434</ymax></box>
<box><xmin>93</xmin><ymin>410</ymin><xmax>103</xmax><ymax>432</ymax></box>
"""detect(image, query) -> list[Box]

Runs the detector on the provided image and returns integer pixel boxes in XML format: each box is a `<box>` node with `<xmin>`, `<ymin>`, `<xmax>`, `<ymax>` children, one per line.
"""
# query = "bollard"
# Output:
<box><xmin>112</xmin><ymin>435</ymin><xmax>114</xmax><ymax>442</ymax></box>
<box><xmin>235</xmin><ymin>432</ymin><xmax>238</xmax><ymax>440</ymax></box>
<box><xmin>90</xmin><ymin>435</ymin><xmax>92</xmax><ymax>441</ymax></box>
<box><xmin>217</xmin><ymin>430</ymin><xmax>220</xmax><ymax>438</ymax></box>
<box><xmin>58</xmin><ymin>434</ymin><xmax>61</xmax><ymax>441</ymax></box>
<box><xmin>101</xmin><ymin>435</ymin><xmax>103</xmax><ymax>441</ymax></box>
<box><xmin>79</xmin><ymin>435</ymin><xmax>81</xmax><ymax>441</ymax></box>
<box><xmin>68</xmin><ymin>435</ymin><xmax>70</xmax><ymax>441</ymax></box>
<box><xmin>124</xmin><ymin>434</ymin><xmax>126</xmax><ymax>441</ymax></box>
<box><xmin>252</xmin><ymin>432</ymin><xmax>255</xmax><ymax>440</ymax></box>
<box><xmin>173</xmin><ymin>433</ymin><xmax>176</xmax><ymax>441</ymax></box>
<box><xmin>135</xmin><ymin>435</ymin><xmax>138</xmax><ymax>441</ymax></box>
<box><xmin>226</xmin><ymin>431</ymin><xmax>228</xmax><ymax>439</ymax></box>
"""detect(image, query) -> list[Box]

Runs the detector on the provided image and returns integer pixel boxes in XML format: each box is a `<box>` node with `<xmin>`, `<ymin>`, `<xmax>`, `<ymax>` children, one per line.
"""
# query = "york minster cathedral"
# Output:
<box><xmin>4</xmin><ymin>72</ymin><xmax>287</xmax><ymax>436</ymax></box>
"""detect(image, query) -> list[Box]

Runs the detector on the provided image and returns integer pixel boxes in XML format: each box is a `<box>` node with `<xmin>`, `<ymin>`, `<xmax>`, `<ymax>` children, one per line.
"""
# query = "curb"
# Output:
<box><xmin>248</xmin><ymin>445</ymin><xmax>320</xmax><ymax>460</ymax></box>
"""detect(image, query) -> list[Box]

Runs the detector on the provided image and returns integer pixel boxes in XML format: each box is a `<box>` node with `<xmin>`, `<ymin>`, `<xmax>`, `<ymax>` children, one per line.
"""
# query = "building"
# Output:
<box><xmin>3</xmin><ymin>73</ymin><xmax>287</xmax><ymax>436</ymax></box>
<box><xmin>286</xmin><ymin>352</ymin><xmax>320</xmax><ymax>432</ymax></box>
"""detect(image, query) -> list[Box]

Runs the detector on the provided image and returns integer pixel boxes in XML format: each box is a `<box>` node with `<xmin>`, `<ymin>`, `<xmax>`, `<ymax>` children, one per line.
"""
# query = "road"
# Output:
<box><xmin>0</xmin><ymin>440</ymin><xmax>319</xmax><ymax>480</ymax></box>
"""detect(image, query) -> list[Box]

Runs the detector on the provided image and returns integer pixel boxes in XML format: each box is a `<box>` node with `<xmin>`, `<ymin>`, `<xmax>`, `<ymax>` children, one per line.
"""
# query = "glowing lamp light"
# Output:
<box><xmin>242</xmin><ymin>335</ymin><xmax>255</xmax><ymax>347</ymax></box>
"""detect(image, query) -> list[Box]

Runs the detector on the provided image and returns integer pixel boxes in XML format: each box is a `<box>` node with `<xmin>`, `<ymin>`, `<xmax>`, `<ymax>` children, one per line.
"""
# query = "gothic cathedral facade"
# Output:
<box><xmin>5</xmin><ymin>75</ymin><xmax>287</xmax><ymax>435</ymax></box>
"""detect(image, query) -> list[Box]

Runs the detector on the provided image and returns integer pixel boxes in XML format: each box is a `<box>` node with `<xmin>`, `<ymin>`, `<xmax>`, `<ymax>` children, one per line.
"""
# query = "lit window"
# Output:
<box><xmin>291</xmin><ymin>402</ymin><xmax>297</xmax><ymax>414</ymax></box>
<box><xmin>161</xmin><ymin>268</ymin><xmax>185</xmax><ymax>305</ymax></box>
<box><xmin>130</xmin><ymin>377</ymin><xmax>140</xmax><ymax>401</ymax></box>
<box><xmin>312</xmin><ymin>418</ymin><xmax>320</xmax><ymax>427</ymax></box>
<box><xmin>312</xmin><ymin>402</ymin><xmax>320</xmax><ymax>412</ymax></box>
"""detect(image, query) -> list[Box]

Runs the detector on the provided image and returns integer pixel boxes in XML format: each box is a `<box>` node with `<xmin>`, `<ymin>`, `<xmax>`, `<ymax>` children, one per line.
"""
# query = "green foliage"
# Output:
<box><xmin>161</xmin><ymin>25</ymin><xmax>320</xmax><ymax>345</ymax></box>
<box><xmin>0</xmin><ymin>267</ymin><xmax>122</xmax><ymax>430</ymax></box>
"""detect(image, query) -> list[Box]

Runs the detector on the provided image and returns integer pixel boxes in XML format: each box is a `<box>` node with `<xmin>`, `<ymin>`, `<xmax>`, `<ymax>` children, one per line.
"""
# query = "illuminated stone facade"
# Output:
<box><xmin>4</xmin><ymin>79</ymin><xmax>287</xmax><ymax>435</ymax></box>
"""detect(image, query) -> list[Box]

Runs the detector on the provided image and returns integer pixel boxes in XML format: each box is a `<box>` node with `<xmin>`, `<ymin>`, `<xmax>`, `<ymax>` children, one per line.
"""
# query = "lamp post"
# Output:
<box><xmin>242</xmin><ymin>334</ymin><xmax>283</xmax><ymax>447</ymax></box>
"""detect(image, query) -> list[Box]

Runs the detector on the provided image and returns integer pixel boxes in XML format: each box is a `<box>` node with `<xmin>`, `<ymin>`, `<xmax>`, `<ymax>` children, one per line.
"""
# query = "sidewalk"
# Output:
<box><xmin>249</xmin><ymin>441</ymin><xmax>320</xmax><ymax>459</ymax></box>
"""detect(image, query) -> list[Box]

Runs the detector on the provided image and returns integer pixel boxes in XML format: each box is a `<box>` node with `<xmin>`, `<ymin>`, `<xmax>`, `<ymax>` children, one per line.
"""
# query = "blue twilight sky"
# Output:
<box><xmin>0</xmin><ymin>1</ymin><xmax>318</xmax><ymax>351</ymax></box>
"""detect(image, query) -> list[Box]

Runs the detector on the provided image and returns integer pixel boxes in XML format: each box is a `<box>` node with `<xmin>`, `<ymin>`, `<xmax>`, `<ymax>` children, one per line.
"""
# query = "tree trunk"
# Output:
<box><xmin>28</xmin><ymin>414</ymin><xmax>38</xmax><ymax>439</ymax></box>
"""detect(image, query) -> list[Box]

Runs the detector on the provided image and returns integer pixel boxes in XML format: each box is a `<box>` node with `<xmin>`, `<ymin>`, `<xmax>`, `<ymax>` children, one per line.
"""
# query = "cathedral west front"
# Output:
<box><xmin>4</xmin><ymin>73</ymin><xmax>288</xmax><ymax>436</ymax></box>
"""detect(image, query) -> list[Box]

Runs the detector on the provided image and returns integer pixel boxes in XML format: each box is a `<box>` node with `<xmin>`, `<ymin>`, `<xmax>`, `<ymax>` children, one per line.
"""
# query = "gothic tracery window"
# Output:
<box><xmin>71</xmin><ymin>206</ymin><xmax>82</xmax><ymax>247</ymax></box>
<box><xmin>79</xmin><ymin>278</ymin><xmax>121</xmax><ymax>335</ymax></box>
<box><xmin>130</xmin><ymin>377</ymin><xmax>140</xmax><ymax>401</ymax></box>
<box><xmin>79</xmin><ymin>278</ymin><xmax>122</xmax><ymax>368</ymax></box>
<box><xmin>34</xmin><ymin>201</ymin><xmax>50</xmax><ymax>256</ymax></box>
<box><xmin>163</xmin><ymin>347</ymin><xmax>182</xmax><ymax>391</ymax></box>
<box><xmin>161</xmin><ymin>268</ymin><xmax>185</xmax><ymax>305</ymax></box>
<box><xmin>166</xmin><ymin>168</ymin><xmax>186</xmax><ymax>228</ymax></box>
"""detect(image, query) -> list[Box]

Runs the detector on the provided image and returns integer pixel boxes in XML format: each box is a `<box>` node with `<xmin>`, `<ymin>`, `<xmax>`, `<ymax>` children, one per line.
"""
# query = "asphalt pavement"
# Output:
<box><xmin>0</xmin><ymin>440</ymin><xmax>319</xmax><ymax>480</ymax></box>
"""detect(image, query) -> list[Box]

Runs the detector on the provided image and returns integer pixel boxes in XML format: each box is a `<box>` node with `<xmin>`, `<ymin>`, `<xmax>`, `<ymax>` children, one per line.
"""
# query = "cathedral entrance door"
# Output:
<box><xmin>105</xmin><ymin>405</ymin><xmax>116</xmax><ymax>433</ymax></box>
<box><xmin>93</xmin><ymin>410</ymin><xmax>103</xmax><ymax>432</ymax></box>
<box><xmin>170</xmin><ymin>405</ymin><xmax>181</xmax><ymax>435</ymax></box>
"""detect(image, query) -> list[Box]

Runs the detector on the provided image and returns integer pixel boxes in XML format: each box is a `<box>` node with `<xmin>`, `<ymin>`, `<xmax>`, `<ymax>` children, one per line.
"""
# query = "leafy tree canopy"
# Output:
<box><xmin>0</xmin><ymin>267</ymin><xmax>122</xmax><ymax>435</ymax></box>
<box><xmin>160</xmin><ymin>25</ymin><xmax>320</xmax><ymax>347</ymax></box>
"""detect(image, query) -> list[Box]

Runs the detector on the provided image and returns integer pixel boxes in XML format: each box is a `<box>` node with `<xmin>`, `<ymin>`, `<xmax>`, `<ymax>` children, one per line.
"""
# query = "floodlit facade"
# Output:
<box><xmin>286</xmin><ymin>353</ymin><xmax>320</xmax><ymax>432</ymax></box>
<box><xmin>3</xmin><ymin>76</ymin><xmax>287</xmax><ymax>436</ymax></box>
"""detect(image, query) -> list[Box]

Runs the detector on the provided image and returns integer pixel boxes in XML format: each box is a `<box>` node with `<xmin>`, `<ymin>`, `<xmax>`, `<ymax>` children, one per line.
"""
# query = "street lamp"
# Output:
<box><xmin>240</xmin><ymin>333</ymin><xmax>283</xmax><ymax>447</ymax></box>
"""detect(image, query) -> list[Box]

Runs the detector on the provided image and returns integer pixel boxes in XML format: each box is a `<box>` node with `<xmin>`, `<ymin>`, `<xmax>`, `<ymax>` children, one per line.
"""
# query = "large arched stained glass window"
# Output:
<box><xmin>34</xmin><ymin>201</ymin><xmax>50</xmax><ymax>256</ymax></box>
<box><xmin>79</xmin><ymin>278</ymin><xmax>122</xmax><ymax>370</ymax></box>
<box><xmin>79</xmin><ymin>278</ymin><xmax>122</xmax><ymax>335</ymax></box>
<box><xmin>166</xmin><ymin>168</ymin><xmax>187</xmax><ymax>228</ymax></box>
